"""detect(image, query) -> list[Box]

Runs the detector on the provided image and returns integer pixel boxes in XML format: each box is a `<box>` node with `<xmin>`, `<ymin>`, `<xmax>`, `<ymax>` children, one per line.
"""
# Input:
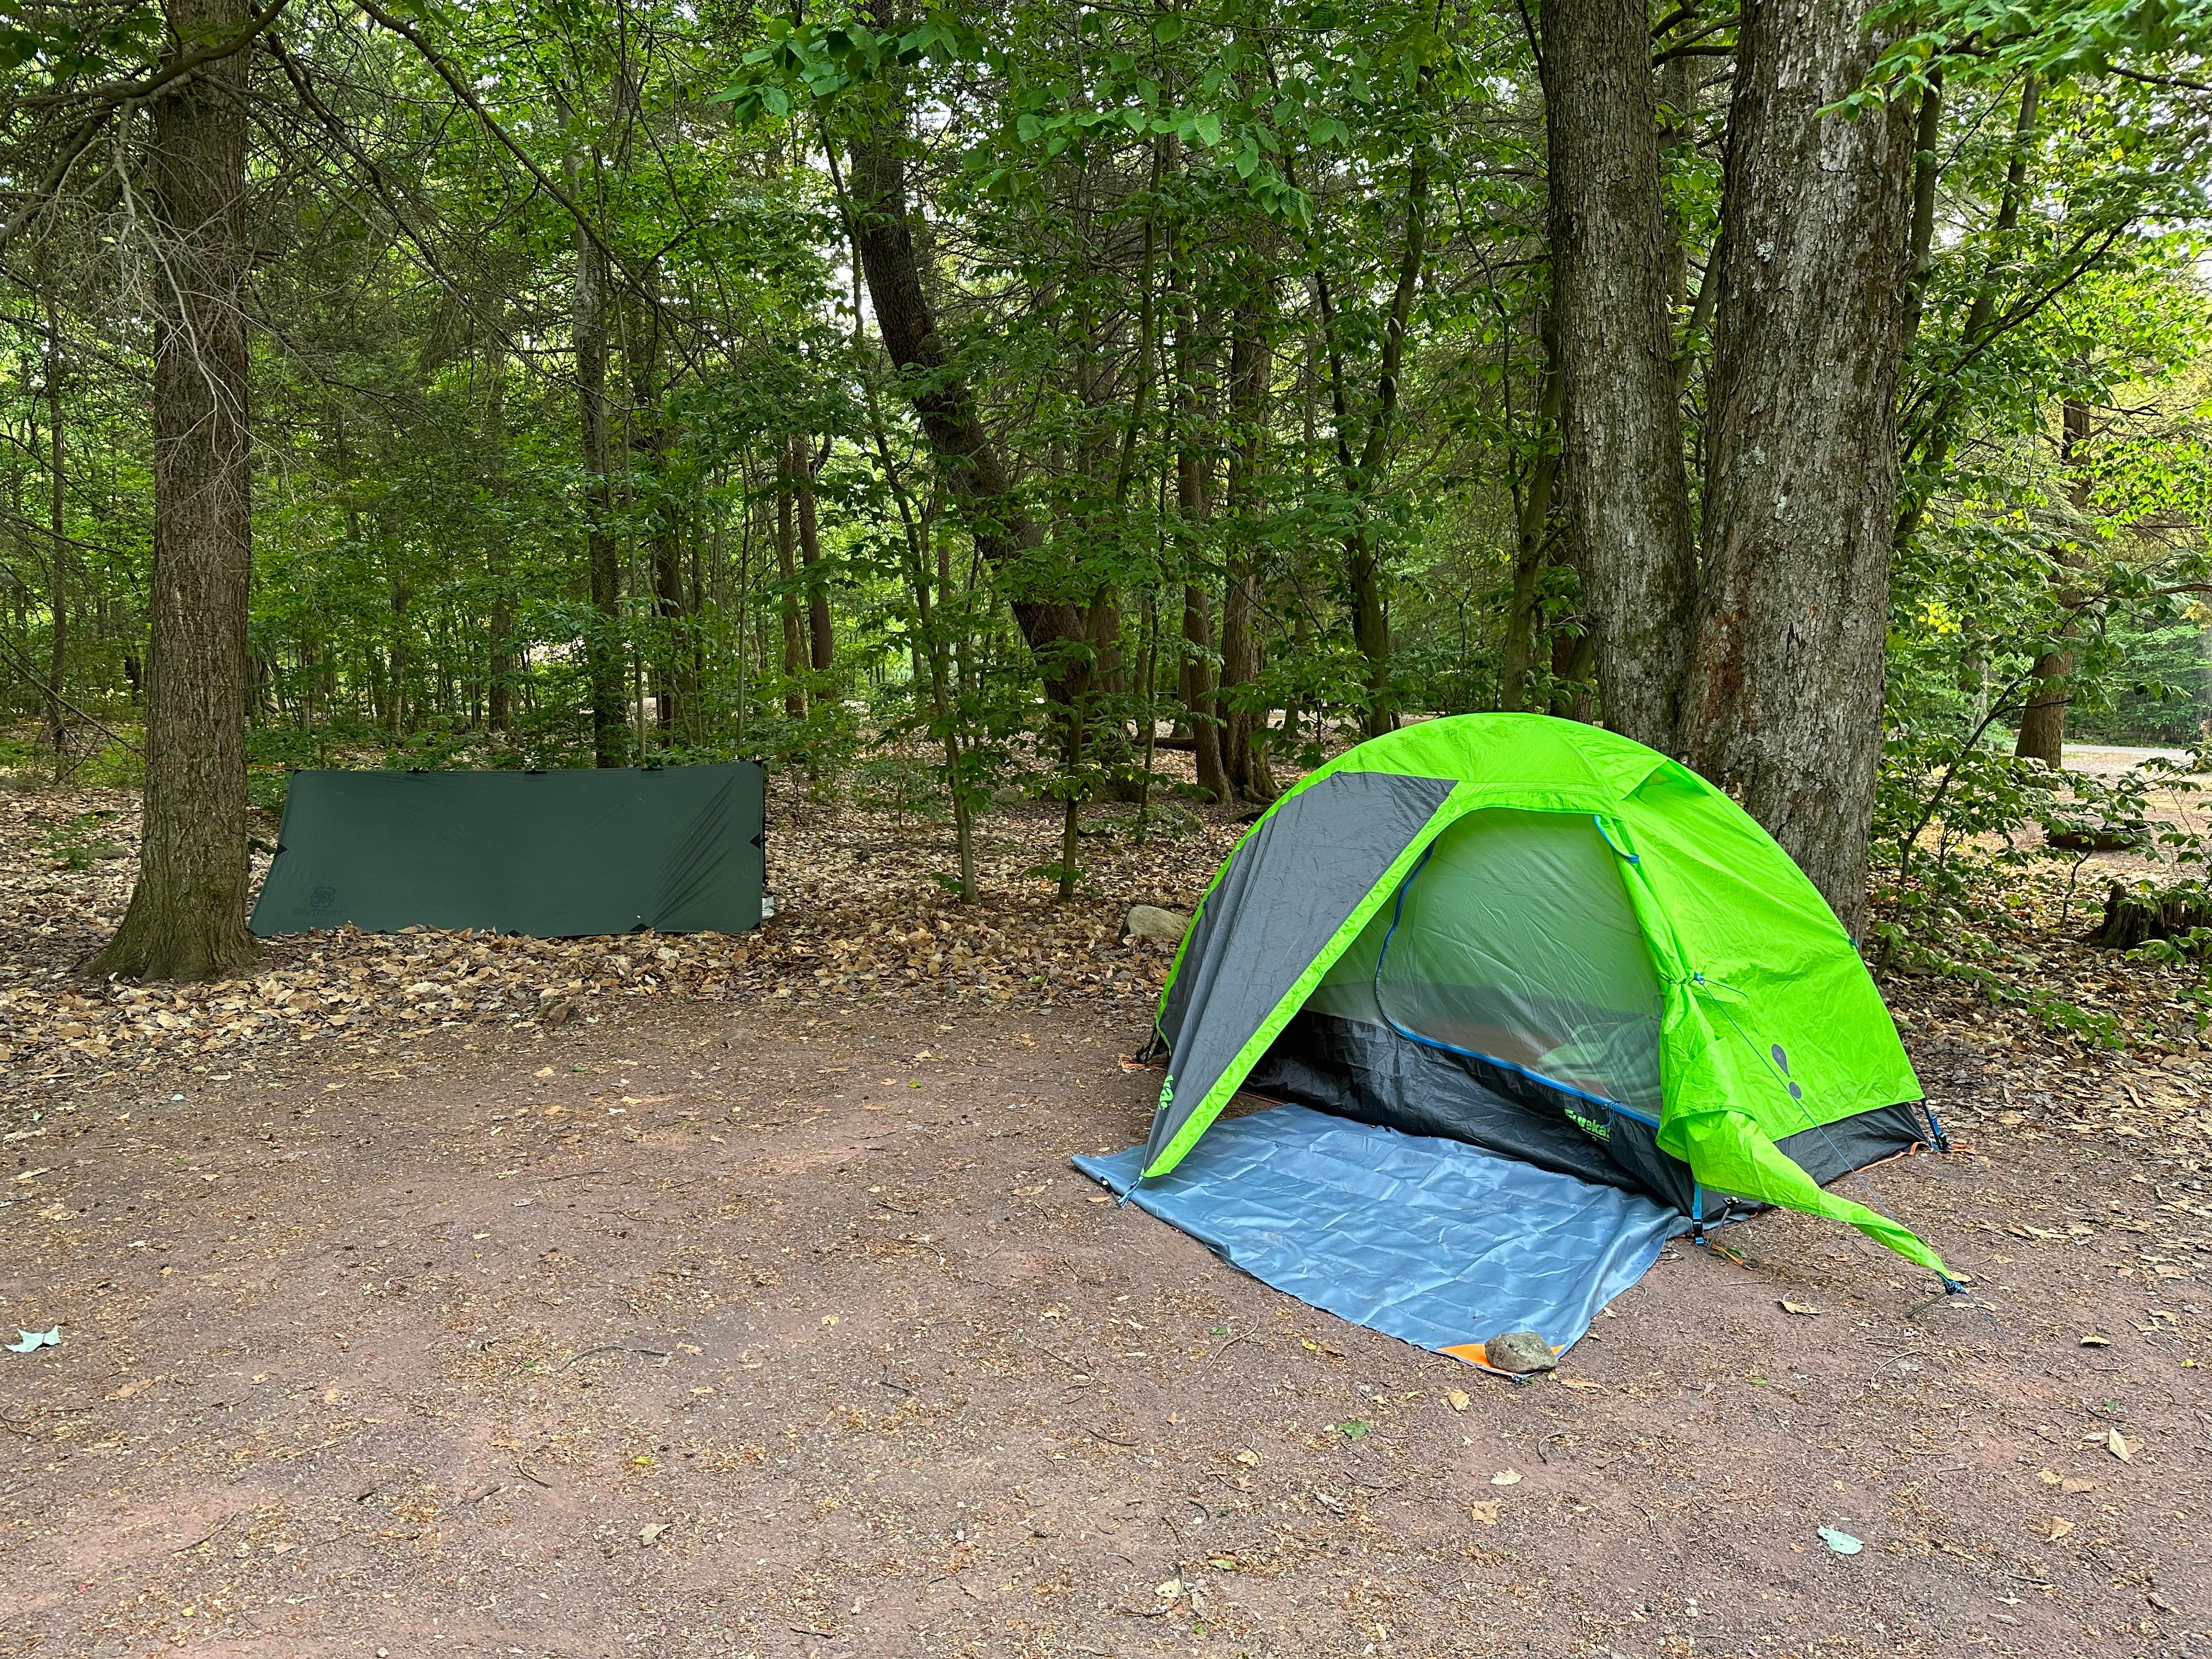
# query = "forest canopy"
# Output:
<box><xmin>0</xmin><ymin>0</ymin><xmax>2208</xmax><ymax>978</ymax></box>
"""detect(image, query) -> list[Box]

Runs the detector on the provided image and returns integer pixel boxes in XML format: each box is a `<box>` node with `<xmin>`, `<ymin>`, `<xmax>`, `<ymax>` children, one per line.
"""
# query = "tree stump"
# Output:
<box><xmin>2095</xmin><ymin>882</ymin><xmax>2212</xmax><ymax>951</ymax></box>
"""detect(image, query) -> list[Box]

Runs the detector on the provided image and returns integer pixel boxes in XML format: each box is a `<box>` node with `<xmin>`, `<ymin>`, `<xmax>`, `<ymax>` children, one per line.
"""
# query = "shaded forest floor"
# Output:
<box><xmin>1</xmin><ymin>751</ymin><xmax>2210</xmax><ymax>1657</ymax></box>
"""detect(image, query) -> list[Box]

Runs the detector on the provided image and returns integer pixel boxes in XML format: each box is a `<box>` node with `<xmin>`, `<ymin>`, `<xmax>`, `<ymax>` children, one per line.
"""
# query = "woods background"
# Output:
<box><xmin>0</xmin><ymin>0</ymin><xmax>2208</xmax><ymax>981</ymax></box>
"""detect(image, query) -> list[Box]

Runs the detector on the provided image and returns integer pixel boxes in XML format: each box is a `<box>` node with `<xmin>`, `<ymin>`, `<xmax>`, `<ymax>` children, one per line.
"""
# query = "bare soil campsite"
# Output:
<box><xmin>2</xmin><ymin>772</ymin><xmax>2209</xmax><ymax>1659</ymax></box>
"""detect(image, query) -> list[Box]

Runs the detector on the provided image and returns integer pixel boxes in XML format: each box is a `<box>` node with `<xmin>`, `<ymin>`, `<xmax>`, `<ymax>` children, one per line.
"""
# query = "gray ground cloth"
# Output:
<box><xmin>1077</xmin><ymin>1103</ymin><xmax>1689</xmax><ymax>1361</ymax></box>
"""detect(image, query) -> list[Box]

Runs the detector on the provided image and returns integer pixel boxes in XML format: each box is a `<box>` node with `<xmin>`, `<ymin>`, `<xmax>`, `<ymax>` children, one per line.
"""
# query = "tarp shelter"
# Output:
<box><xmin>251</xmin><ymin>763</ymin><xmax>765</xmax><ymax>939</ymax></box>
<box><xmin>1077</xmin><ymin>715</ymin><xmax>1947</xmax><ymax>1365</ymax></box>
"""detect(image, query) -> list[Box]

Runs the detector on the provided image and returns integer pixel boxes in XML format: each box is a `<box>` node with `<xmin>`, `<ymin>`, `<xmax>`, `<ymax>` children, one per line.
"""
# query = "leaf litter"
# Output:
<box><xmin>0</xmin><ymin>777</ymin><xmax>1239</xmax><ymax>1105</ymax></box>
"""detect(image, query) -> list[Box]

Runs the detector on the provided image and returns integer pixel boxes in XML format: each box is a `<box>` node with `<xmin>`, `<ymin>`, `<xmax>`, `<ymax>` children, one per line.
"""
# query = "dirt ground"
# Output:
<box><xmin>4</xmin><ymin>742</ymin><xmax>2212</xmax><ymax>1659</ymax></box>
<box><xmin>1</xmin><ymin>985</ymin><xmax>2209</xmax><ymax>1659</ymax></box>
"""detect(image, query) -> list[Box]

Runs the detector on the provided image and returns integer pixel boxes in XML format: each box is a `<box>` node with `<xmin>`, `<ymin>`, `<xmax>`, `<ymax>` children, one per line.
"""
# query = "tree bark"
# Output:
<box><xmin>792</xmin><ymin>436</ymin><xmax>833</xmax><ymax>674</ymax></box>
<box><xmin>1894</xmin><ymin>74</ymin><xmax>2039</xmax><ymax>551</ymax></box>
<box><xmin>1171</xmin><ymin>282</ymin><xmax>1231</xmax><ymax>804</ymax></box>
<box><xmin>1677</xmin><ymin>0</ymin><xmax>1918</xmax><ymax>936</ymax></box>
<box><xmin>1538</xmin><ymin>0</ymin><xmax>1699</xmax><ymax>752</ymax></box>
<box><xmin>484</xmin><ymin>329</ymin><xmax>516</xmax><ymax>731</ymax></box>
<box><xmin>42</xmin><ymin>290</ymin><xmax>66</xmax><ymax>760</ymax></box>
<box><xmin>2015</xmin><ymin>396</ymin><xmax>2093</xmax><ymax>766</ymax></box>
<box><xmin>775</xmin><ymin>450</ymin><xmax>805</xmax><ymax>720</ymax></box>
<box><xmin>628</xmin><ymin>308</ymin><xmax>684</xmax><ymax>738</ymax></box>
<box><xmin>842</xmin><ymin>25</ymin><xmax>1091</xmax><ymax>707</ymax></box>
<box><xmin>90</xmin><ymin>0</ymin><xmax>258</xmax><ymax>982</ymax></box>
<box><xmin>1220</xmin><ymin>269</ymin><xmax>1273</xmax><ymax>799</ymax></box>
<box><xmin>1499</xmin><ymin>315</ymin><xmax>1564</xmax><ymax>713</ymax></box>
<box><xmin>573</xmin><ymin>187</ymin><xmax>624</xmax><ymax>766</ymax></box>
<box><xmin>1320</xmin><ymin>139</ymin><xmax>1426</xmax><ymax>743</ymax></box>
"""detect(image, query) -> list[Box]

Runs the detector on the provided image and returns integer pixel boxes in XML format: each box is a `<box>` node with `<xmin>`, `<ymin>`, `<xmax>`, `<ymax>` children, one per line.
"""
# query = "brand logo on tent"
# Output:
<box><xmin>1770</xmin><ymin>1045</ymin><xmax>1804</xmax><ymax>1101</ymax></box>
<box><xmin>1562</xmin><ymin>1104</ymin><xmax>1613</xmax><ymax>1142</ymax></box>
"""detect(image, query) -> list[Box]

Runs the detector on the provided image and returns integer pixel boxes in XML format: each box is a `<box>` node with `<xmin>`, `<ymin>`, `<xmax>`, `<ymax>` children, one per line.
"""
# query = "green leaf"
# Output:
<box><xmin>1153</xmin><ymin>14</ymin><xmax>1187</xmax><ymax>44</ymax></box>
<box><xmin>1194</xmin><ymin>110</ymin><xmax>1222</xmax><ymax>146</ymax></box>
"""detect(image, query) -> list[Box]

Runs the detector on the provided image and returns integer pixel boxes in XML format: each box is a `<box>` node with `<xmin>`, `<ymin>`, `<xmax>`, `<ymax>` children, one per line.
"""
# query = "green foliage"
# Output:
<box><xmin>37</xmin><ymin>809</ymin><xmax>124</xmax><ymax>870</ymax></box>
<box><xmin>0</xmin><ymin>0</ymin><xmax>2203</xmax><ymax>932</ymax></box>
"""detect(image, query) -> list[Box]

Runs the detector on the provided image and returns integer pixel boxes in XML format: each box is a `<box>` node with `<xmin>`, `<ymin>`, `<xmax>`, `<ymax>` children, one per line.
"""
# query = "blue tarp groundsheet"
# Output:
<box><xmin>1073</xmin><ymin>1103</ymin><xmax>1688</xmax><ymax>1363</ymax></box>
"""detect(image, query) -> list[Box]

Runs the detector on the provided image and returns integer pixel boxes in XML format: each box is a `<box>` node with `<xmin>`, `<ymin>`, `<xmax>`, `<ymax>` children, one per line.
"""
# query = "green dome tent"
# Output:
<box><xmin>1139</xmin><ymin>713</ymin><xmax>1950</xmax><ymax>1283</ymax></box>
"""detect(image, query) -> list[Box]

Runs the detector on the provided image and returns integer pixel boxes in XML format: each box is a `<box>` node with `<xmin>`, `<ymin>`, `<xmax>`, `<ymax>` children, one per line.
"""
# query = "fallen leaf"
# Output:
<box><xmin>640</xmin><ymin>1523</ymin><xmax>669</xmax><ymax>1547</ymax></box>
<box><xmin>1468</xmin><ymin>1500</ymin><xmax>1499</xmax><ymax>1526</ymax></box>
<box><xmin>1490</xmin><ymin>1469</ymin><xmax>1522</xmax><ymax>1487</ymax></box>
<box><xmin>2106</xmin><ymin>1430</ymin><xmax>2134</xmax><ymax>1462</ymax></box>
<box><xmin>1154</xmin><ymin>1578</ymin><xmax>1183</xmax><ymax>1600</ymax></box>
<box><xmin>2037</xmin><ymin>1468</ymin><xmax>2061</xmax><ymax>1486</ymax></box>
<box><xmin>2033</xmin><ymin>1517</ymin><xmax>2075</xmax><ymax>1541</ymax></box>
<box><xmin>2080</xmin><ymin>1334</ymin><xmax>2112</xmax><ymax>1347</ymax></box>
<box><xmin>1557</xmin><ymin>1377</ymin><xmax>1605</xmax><ymax>1391</ymax></box>
<box><xmin>2061</xmin><ymin>1477</ymin><xmax>2095</xmax><ymax>1494</ymax></box>
<box><xmin>1338</xmin><ymin>1420</ymin><xmax>1368</xmax><ymax>1441</ymax></box>
<box><xmin>1231</xmin><ymin>1448</ymin><xmax>1259</xmax><ymax>1468</ymax></box>
<box><xmin>1780</xmin><ymin>1300</ymin><xmax>1820</xmax><ymax>1316</ymax></box>
<box><xmin>5</xmin><ymin>1328</ymin><xmax>59</xmax><ymax>1353</ymax></box>
<box><xmin>1817</xmin><ymin>1527</ymin><xmax>1863</xmax><ymax>1556</ymax></box>
<box><xmin>1444</xmin><ymin>1389</ymin><xmax>1470</xmax><ymax>1412</ymax></box>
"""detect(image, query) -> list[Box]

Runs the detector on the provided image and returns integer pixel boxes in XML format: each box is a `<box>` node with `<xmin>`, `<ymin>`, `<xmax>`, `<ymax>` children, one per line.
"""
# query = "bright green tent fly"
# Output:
<box><xmin>1140</xmin><ymin>714</ymin><xmax>1949</xmax><ymax>1279</ymax></box>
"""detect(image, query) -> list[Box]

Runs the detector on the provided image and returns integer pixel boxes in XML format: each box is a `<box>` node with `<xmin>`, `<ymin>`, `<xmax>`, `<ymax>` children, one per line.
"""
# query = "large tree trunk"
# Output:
<box><xmin>1538</xmin><ymin>0</ymin><xmax>1699</xmax><ymax>752</ymax></box>
<box><xmin>844</xmin><ymin>22</ymin><xmax>1091</xmax><ymax>707</ymax></box>
<box><xmin>573</xmin><ymin>197</ymin><xmax>624</xmax><ymax>766</ymax></box>
<box><xmin>91</xmin><ymin>0</ymin><xmax>258</xmax><ymax>982</ymax></box>
<box><xmin>1677</xmin><ymin>0</ymin><xmax>1918</xmax><ymax>936</ymax></box>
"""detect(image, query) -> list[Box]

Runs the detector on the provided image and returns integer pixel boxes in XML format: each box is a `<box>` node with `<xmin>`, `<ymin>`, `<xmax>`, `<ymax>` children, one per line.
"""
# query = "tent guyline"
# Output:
<box><xmin>1137</xmin><ymin>714</ymin><xmax>1954</xmax><ymax>1290</ymax></box>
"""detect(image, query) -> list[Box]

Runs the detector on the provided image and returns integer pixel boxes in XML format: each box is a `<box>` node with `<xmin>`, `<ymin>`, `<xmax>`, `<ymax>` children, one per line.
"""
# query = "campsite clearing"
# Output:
<box><xmin>0</xmin><ymin>994</ymin><xmax>2207</xmax><ymax>1658</ymax></box>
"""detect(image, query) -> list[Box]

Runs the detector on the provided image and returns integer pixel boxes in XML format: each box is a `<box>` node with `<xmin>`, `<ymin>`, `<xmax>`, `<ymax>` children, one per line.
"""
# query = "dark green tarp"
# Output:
<box><xmin>250</xmin><ymin>763</ymin><xmax>765</xmax><ymax>939</ymax></box>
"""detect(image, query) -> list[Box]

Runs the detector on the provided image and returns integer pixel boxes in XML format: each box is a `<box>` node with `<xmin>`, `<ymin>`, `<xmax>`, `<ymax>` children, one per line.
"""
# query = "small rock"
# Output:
<box><xmin>1483</xmin><ymin>1330</ymin><xmax>1557</xmax><ymax>1374</ymax></box>
<box><xmin>1124</xmin><ymin>905</ymin><xmax>1190</xmax><ymax>945</ymax></box>
<box><xmin>540</xmin><ymin>998</ymin><xmax>575</xmax><ymax>1029</ymax></box>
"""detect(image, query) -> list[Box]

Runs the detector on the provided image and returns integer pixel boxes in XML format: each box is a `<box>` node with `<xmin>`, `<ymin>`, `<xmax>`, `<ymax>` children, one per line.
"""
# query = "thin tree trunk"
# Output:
<box><xmin>572</xmin><ymin>146</ymin><xmax>624</xmax><ymax>766</ymax></box>
<box><xmin>840</xmin><ymin>21</ymin><xmax>1091</xmax><ymax>708</ymax></box>
<box><xmin>387</xmin><ymin>573</ymin><xmax>409</xmax><ymax>736</ymax></box>
<box><xmin>1220</xmin><ymin>268</ymin><xmax>1273</xmax><ymax>799</ymax></box>
<box><xmin>1499</xmin><ymin>315</ymin><xmax>1564</xmax><ymax>713</ymax></box>
<box><xmin>1171</xmin><ymin>278</ymin><xmax>1231</xmax><ymax>803</ymax></box>
<box><xmin>793</xmin><ymin>436</ymin><xmax>833</xmax><ymax>675</ymax></box>
<box><xmin>485</xmin><ymin>330</ymin><xmax>516</xmax><ymax>732</ymax></box>
<box><xmin>1894</xmin><ymin>74</ymin><xmax>2039</xmax><ymax>550</ymax></box>
<box><xmin>1677</xmin><ymin>0</ymin><xmax>1919</xmax><ymax>936</ymax></box>
<box><xmin>42</xmin><ymin>290</ymin><xmax>65</xmax><ymax>761</ymax></box>
<box><xmin>1323</xmin><ymin>136</ymin><xmax>1427</xmax><ymax>742</ymax></box>
<box><xmin>775</xmin><ymin>450</ymin><xmax>805</xmax><ymax>720</ymax></box>
<box><xmin>91</xmin><ymin>0</ymin><xmax>258</xmax><ymax>981</ymax></box>
<box><xmin>2015</xmin><ymin>397</ymin><xmax>2093</xmax><ymax>766</ymax></box>
<box><xmin>630</xmin><ymin>309</ymin><xmax>684</xmax><ymax>737</ymax></box>
<box><xmin>1539</xmin><ymin>0</ymin><xmax>1700</xmax><ymax>751</ymax></box>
